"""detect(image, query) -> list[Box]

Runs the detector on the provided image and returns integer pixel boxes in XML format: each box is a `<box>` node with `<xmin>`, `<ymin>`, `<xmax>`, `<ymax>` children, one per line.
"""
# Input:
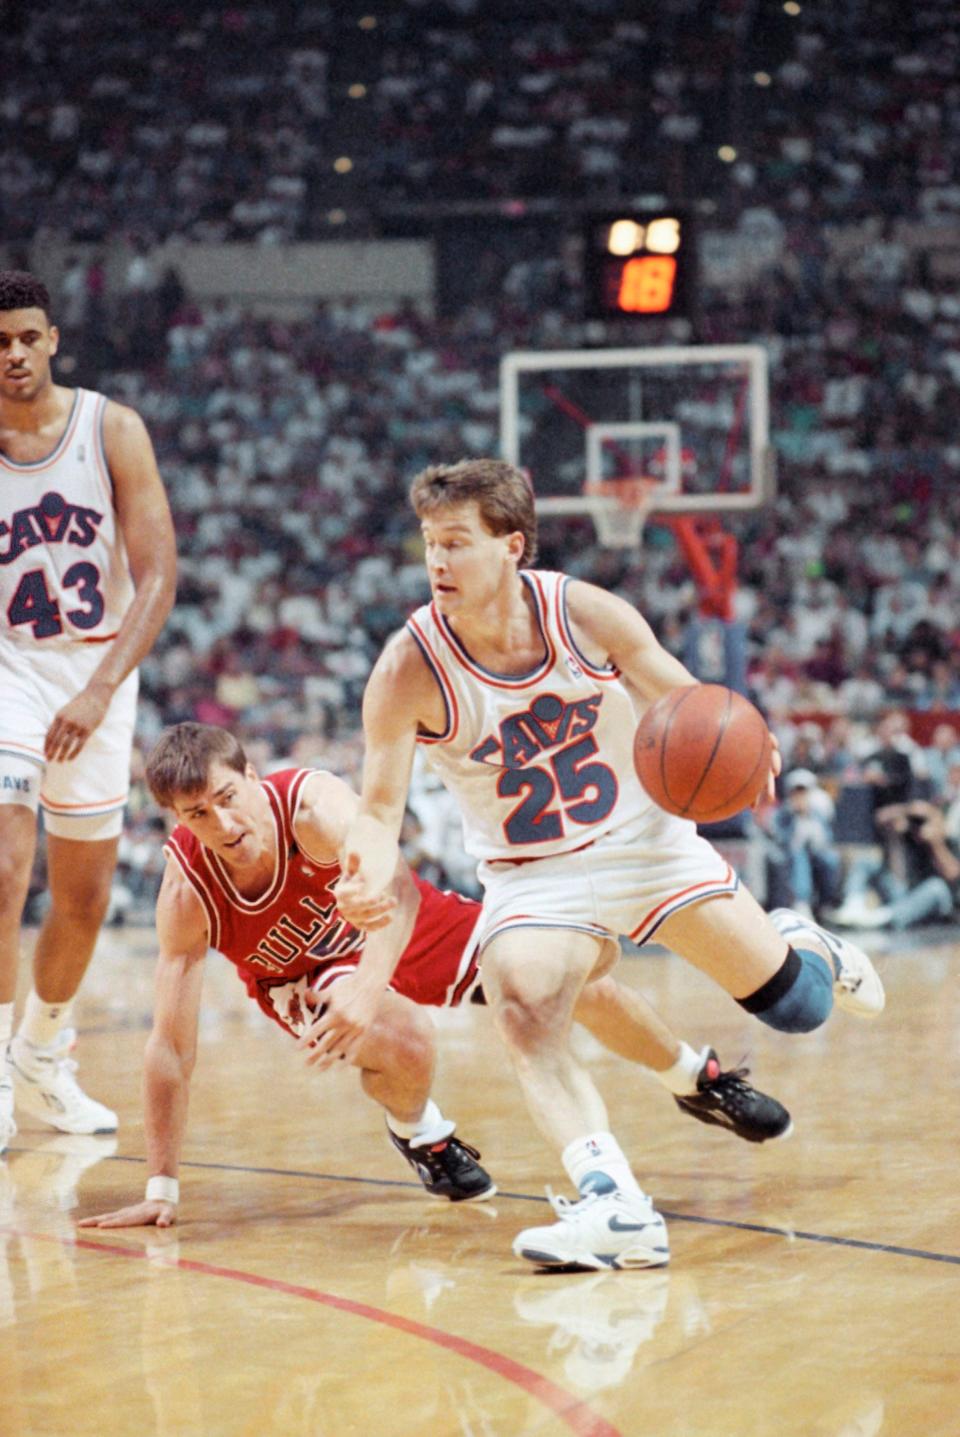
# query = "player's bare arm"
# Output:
<box><xmin>565</xmin><ymin>579</ymin><xmax>780</xmax><ymax>793</ymax></box>
<box><xmin>78</xmin><ymin>862</ymin><xmax>207</xmax><ymax>1228</ymax></box>
<box><xmin>564</xmin><ymin>579</ymin><xmax>698</xmax><ymax>702</ymax></box>
<box><xmin>339</xmin><ymin>630</ymin><xmax>444</xmax><ymax>902</ymax></box>
<box><xmin>296</xmin><ymin>769</ymin><xmax>423</xmax><ymax>1069</ymax></box>
<box><xmin>294</xmin><ymin>770</ymin><xmax>400</xmax><ymax>930</ymax></box>
<box><xmin>45</xmin><ymin>401</ymin><xmax>177</xmax><ymax>763</ymax></box>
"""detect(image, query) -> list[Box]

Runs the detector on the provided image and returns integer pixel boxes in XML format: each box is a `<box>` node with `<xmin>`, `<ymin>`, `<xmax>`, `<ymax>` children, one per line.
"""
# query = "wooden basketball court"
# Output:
<box><xmin>2</xmin><ymin>925</ymin><xmax>957</xmax><ymax>1437</ymax></box>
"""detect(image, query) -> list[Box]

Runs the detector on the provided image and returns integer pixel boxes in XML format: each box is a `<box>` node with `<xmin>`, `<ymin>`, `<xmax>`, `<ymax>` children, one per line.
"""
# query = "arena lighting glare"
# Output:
<box><xmin>584</xmin><ymin>209</ymin><xmax>694</xmax><ymax>319</ymax></box>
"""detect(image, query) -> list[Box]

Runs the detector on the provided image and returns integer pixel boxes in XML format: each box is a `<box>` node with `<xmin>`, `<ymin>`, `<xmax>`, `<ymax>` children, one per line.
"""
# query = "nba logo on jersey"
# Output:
<box><xmin>565</xmin><ymin>653</ymin><xmax>583</xmax><ymax>679</ymax></box>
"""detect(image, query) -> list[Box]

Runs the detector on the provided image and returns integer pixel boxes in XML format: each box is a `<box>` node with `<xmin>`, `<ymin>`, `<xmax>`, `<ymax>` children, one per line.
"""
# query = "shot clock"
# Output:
<box><xmin>583</xmin><ymin>210</ymin><xmax>695</xmax><ymax>320</ymax></box>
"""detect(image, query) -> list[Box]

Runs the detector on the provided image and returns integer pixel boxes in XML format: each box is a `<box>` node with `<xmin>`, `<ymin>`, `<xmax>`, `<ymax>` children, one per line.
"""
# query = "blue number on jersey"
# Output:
<box><xmin>8</xmin><ymin>562</ymin><xmax>105</xmax><ymax>639</ymax></box>
<box><xmin>500</xmin><ymin>734</ymin><xmax>618</xmax><ymax>845</ymax></box>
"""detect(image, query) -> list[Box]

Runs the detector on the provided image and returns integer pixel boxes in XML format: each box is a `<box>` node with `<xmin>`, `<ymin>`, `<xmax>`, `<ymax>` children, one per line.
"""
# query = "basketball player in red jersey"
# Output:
<box><xmin>0</xmin><ymin>271</ymin><xmax>176</xmax><ymax>1155</ymax></box>
<box><xmin>331</xmin><ymin>459</ymin><xmax>885</xmax><ymax>1271</ymax></box>
<box><xmin>81</xmin><ymin>721</ymin><xmax>790</xmax><ymax>1229</ymax></box>
<box><xmin>80</xmin><ymin>721</ymin><xmax>495</xmax><ymax>1226</ymax></box>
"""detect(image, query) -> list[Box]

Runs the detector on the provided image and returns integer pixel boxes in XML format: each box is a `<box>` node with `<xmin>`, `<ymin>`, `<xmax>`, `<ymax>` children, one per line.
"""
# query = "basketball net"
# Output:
<box><xmin>583</xmin><ymin>475</ymin><xmax>659</xmax><ymax>548</ymax></box>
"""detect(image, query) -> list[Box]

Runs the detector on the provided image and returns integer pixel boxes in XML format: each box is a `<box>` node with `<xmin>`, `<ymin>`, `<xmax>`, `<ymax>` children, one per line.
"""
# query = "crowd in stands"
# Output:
<box><xmin>5</xmin><ymin>1</ymin><xmax>958</xmax><ymax>242</ymax></box>
<box><xmin>73</xmin><ymin>266</ymin><xmax>956</xmax><ymax>926</ymax></box>
<box><xmin>8</xmin><ymin>0</ymin><xmax>960</xmax><ymax>927</ymax></box>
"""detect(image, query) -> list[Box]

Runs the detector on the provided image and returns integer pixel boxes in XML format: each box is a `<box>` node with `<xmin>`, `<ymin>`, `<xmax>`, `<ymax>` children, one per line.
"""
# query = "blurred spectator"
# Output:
<box><xmin>828</xmin><ymin>799</ymin><xmax>959</xmax><ymax>931</ymax></box>
<box><xmin>765</xmin><ymin>769</ymin><xmax>843</xmax><ymax>920</ymax></box>
<box><xmin>860</xmin><ymin>711</ymin><xmax>921</xmax><ymax>809</ymax></box>
<box><xmin>917</xmin><ymin>723</ymin><xmax>960</xmax><ymax>800</ymax></box>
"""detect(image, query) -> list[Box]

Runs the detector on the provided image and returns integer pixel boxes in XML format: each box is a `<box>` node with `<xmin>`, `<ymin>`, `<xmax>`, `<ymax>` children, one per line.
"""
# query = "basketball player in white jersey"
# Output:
<box><xmin>329</xmin><ymin>459</ymin><xmax>885</xmax><ymax>1271</ymax></box>
<box><xmin>0</xmin><ymin>270</ymin><xmax>176</xmax><ymax>1154</ymax></box>
<box><xmin>81</xmin><ymin>722</ymin><xmax>788</xmax><ymax>1229</ymax></box>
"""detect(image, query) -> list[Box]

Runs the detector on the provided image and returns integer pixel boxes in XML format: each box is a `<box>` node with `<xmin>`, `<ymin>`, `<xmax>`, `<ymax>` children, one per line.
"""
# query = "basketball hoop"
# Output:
<box><xmin>583</xmin><ymin>476</ymin><xmax>659</xmax><ymax>548</ymax></box>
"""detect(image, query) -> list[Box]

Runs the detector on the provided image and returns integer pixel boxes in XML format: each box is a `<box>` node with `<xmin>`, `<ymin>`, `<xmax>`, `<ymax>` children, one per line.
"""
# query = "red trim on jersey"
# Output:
<box><xmin>407</xmin><ymin>616</ymin><xmax>460</xmax><ymax>744</ymax></box>
<box><xmin>555</xmin><ymin>575</ymin><xmax>621</xmax><ymax>682</ymax></box>
<box><xmin>431</xmin><ymin>571</ymin><xmax>557</xmax><ymax>690</ymax></box>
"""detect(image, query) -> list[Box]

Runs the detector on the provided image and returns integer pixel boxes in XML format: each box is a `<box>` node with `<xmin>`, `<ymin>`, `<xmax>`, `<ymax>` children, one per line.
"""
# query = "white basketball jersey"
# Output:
<box><xmin>407</xmin><ymin>569</ymin><xmax>654</xmax><ymax>861</ymax></box>
<box><xmin>0</xmin><ymin>387</ymin><xmax>135</xmax><ymax>648</ymax></box>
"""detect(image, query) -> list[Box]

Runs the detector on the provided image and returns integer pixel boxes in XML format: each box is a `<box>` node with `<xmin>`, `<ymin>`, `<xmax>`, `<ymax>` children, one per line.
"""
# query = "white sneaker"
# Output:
<box><xmin>0</xmin><ymin>1073</ymin><xmax>15</xmax><ymax>1155</ymax></box>
<box><xmin>825</xmin><ymin>894</ymin><xmax>881</xmax><ymax>928</ymax></box>
<box><xmin>844</xmin><ymin>905</ymin><xmax>892</xmax><ymax>931</ymax></box>
<box><xmin>8</xmin><ymin>1030</ymin><xmax>118</xmax><ymax>1135</ymax></box>
<box><xmin>768</xmin><ymin>908</ymin><xmax>885</xmax><ymax>1019</ymax></box>
<box><xmin>513</xmin><ymin>1187</ymin><xmax>670</xmax><ymax>1271</ymax></box>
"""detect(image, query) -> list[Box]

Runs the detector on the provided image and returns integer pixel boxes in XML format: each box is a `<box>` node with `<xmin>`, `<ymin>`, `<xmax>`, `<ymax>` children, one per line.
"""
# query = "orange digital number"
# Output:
<box><xmin>617</xmin><ymin>256</ymin><xmax>677</xmax><ymax>313</ymax></box>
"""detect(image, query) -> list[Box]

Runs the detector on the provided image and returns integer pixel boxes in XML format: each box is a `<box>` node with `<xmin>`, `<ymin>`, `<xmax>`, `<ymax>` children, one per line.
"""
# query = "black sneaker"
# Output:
<box><xmin>387</xmin><ymin>1129</ymin><xmax>497</xmax><ymax>1201</ymax></box>
<box><xmin>674</xmin><ymin>1049</ymin><xmax>792</xmax><ymax>1143</ymax></box>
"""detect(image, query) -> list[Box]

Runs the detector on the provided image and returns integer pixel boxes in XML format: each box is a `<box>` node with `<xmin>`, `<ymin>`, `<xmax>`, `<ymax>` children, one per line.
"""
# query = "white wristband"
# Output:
<box><xmin>146</xmin><ymin>1175</ymin><xmax>179</xmax><ymax>1205</ymax></box>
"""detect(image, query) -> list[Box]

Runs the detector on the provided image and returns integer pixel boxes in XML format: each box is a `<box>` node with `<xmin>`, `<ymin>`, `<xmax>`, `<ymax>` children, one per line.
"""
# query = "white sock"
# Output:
<box><xmin>17</xmin><ymin>990</ymin><xmax>72</xmax><ymax>1049</ymax></box>
<box><xmin>654</xmin><ymin>1041</ymin><xmax>705</xmax><ymax>1096</ymax></box>
<box><xmin>386</xmin><ymin>1098</ymin><xmax>456</xmax><ymax>1147</ymax></box>
<box><xmin>0</xmin><ymin>1002</ymin><xmax>13</xmax><ymax>1062</ymax></box>
<box><xmin>562</xmin><ymin>1131</ymin><xmax>643</xmax><ymax>1199</ymax></box>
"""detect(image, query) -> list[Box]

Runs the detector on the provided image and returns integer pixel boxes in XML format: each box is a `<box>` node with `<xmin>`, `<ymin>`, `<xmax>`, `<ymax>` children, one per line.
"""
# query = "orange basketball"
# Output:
<box><xmin>633</xmin><ymin>684</ymin><xmax>772</xmax><ymax>823</ymax></box>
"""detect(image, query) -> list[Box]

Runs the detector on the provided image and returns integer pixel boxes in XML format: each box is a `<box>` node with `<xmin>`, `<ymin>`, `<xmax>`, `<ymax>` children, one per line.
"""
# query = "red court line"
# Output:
<box><xmin>1</xmin><ymin>1226</ymin><xmax>623</xmax><ymax>1437</ymax></box>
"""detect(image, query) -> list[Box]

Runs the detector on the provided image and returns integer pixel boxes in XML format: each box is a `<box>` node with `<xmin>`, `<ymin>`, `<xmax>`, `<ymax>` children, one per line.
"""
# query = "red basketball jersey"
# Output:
<box><xmin>163</xmin><ymin>767</ymin><xmax>481</xmax><ymax>1031</ymax></box>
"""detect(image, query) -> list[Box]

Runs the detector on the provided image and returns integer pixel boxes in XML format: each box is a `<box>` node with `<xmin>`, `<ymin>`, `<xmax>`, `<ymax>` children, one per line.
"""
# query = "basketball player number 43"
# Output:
<box><xmin>9</xmin><ymin>564</ymin><xmax>105</xmax><ymax>638</ymax></box>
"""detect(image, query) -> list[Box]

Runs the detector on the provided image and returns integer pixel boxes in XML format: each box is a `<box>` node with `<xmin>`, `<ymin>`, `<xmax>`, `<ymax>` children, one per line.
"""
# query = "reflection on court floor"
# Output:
<box><xmin>0</xmin><ymin>926</ymin><xmax>956</xmax><ymax>1437</ymax></box>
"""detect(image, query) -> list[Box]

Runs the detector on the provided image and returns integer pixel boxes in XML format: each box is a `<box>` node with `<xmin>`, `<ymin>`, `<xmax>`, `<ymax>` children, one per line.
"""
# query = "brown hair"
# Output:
<box><xmin>409</xmin><ymin>459</ymin><xmax>538</xmax><ymax>566</ymax></box>
<box><xmin>146</xmin><ymin>723</ymin><xmax>248</xmax><ymax>810</ymax></box>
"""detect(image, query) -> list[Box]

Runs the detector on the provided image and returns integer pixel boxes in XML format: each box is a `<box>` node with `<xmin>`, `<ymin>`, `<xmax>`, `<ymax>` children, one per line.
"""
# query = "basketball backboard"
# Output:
<box><xmin>499</xmin><ymin>344</ymin><xmax>773</xmax><ymax>543</ymax></box>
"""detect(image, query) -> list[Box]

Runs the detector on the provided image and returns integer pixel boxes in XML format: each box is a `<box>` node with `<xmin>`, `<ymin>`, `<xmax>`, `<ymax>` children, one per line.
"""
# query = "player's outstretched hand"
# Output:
<box><xmin>333</xmin><ymin>852</ymin><xmax>397</xmax><ymax>931</ymax></box>
<box><xmin>298</xmin><ymin>979</ymin><xmax>377</xmax><ymax>1071</ymax></box>
<box><xmin>78</xmin><ymin>1200</ymin><xmax>177</xmax><ymax>1229</ymax></box>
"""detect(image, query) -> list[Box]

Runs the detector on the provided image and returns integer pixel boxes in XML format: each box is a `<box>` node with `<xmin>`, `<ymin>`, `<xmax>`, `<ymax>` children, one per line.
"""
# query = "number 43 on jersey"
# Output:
<box><xmin>8</xmin><ymin>564</ymin><xmax>105</xmax><ymax>638</ymax></box>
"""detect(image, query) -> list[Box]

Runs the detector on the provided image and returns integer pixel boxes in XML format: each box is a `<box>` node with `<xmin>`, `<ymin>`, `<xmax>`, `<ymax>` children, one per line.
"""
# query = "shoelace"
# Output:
<box><xmin>703</xmin><ymin>1062</ymin><xmax>755</xmax><ymax>1107</ymax></box>
<box><xmin>21</xmin><ymin>1039</ymin><xmax>82</xmax><ymax>1088</ymax></box>
<box><xmin>542</xmin><ymin>1188</ymin><xmax>657</xmax><ymax>1225</ymax></box>
<box><xmin>443</xmin><ymin>1138</ymin><xmax>482</xmax><ymax>1169</ymax></box>
<box><xmin>27</xmin><ymin>1048</ymin><xmax>79</xmax><ymax>1075</ymax></box>
<box><xmin>788</xmin><ymin>918</ymin><xmax>863</xmax><ymax>991</ymax></box>
<box><xmin>33</xmin><ymin>1052</ymin><xmax>82</xmax><ymax>1087</ymax></box>
<box><xmin>545</xmin><ymin>1186</ymin><xmax>602</xmax><ymax>1220</ymax></box>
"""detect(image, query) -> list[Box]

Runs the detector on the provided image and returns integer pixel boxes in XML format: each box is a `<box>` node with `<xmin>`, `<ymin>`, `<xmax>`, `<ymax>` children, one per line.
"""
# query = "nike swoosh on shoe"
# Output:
<box><xmin>608</xmin><ymin>1214</ymin><xmax>658</xmax><ymax>1233</ymax></box>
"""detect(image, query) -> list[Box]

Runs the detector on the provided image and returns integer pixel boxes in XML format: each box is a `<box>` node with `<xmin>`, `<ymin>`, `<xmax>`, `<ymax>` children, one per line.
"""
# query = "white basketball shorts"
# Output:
<box><xmin>0</xmin><ymin>635</ymin><xmax>138</xmax><ymax>840</ymax></box>
<box><xmin>477</xmin><ymin>806</ymin><xmax>739</xmax><ymax>952</ymax></box>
